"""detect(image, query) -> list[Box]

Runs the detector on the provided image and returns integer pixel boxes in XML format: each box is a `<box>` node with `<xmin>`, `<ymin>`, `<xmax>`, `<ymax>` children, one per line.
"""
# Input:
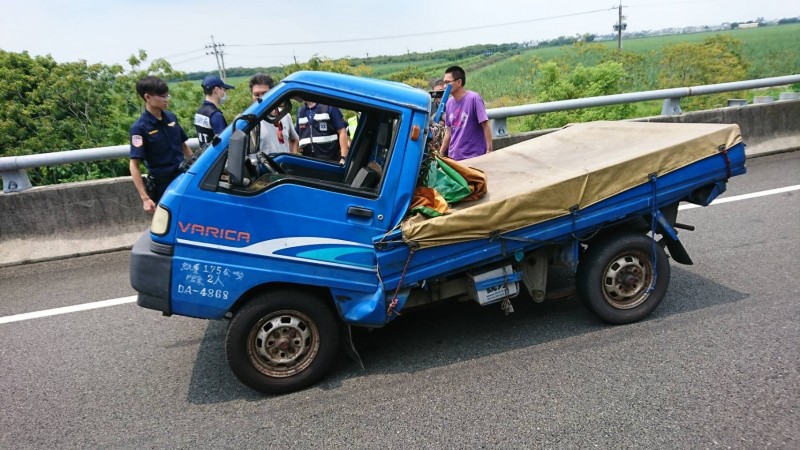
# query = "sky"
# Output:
<box><xmin>1</xmin><ymin>0</ymin><xmax>796</xmax><ymax>73</ymax></box>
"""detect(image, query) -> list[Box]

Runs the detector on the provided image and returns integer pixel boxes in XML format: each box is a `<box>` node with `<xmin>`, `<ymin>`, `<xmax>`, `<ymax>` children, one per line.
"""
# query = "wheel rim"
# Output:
<box><xmin>247</xmin><ymin>310</ymin><xmax>320</xmax><ymax>378</ymax></box>
<box><xmin>601</xmin><ymin>251</ymin><xmax>653</xmax><ymax>309</ymax></box>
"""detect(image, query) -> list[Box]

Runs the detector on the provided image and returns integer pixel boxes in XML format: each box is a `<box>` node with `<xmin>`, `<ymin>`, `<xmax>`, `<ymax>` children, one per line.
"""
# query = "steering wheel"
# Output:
<box><xmin>256</xmin><ymin>152</ymin><xmax>283</xmax><ymax>174</ymax></box>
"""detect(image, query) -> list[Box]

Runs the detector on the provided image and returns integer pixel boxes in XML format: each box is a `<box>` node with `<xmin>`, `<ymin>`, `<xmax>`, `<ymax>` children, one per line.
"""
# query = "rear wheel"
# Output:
<box><xmin>577</xmin><ymin>232</ymin><xmax>670</xmax><ymax>324</ymax></box>
<box><xmin>225</xmin><ymin>289</ymin><xmax>340</xmax><ymax>394</ymax></box>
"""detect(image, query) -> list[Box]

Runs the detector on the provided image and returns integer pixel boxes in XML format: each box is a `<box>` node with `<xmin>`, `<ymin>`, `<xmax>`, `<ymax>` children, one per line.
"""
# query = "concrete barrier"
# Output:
<box><xmin>2</xmin><ymin>101</ymin><xmax>799</xmax><ymax>266</ymax></box>
<box><xmin>0</xmin><ymin>177</ymin><xmax>150</xmax><ymax>266</ymax></box>
<box><xmin>640</xmin><ymin>99</ymin><xmax>800</xmax><ymax>155</ymax></box>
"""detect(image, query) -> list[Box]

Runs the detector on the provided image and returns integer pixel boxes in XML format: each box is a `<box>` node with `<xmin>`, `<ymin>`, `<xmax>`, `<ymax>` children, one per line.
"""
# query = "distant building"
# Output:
<box><xmin>738</xmin><ymin>22</ymin><xmax>759</xmax><ymax>29</ymax></box>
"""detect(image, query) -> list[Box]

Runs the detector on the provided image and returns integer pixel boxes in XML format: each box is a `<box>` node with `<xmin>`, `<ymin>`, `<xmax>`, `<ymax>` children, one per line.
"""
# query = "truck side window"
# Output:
<box><xmin>211</xmin><ymin>98</ymin><xmax>399</xmax><ymax>198</ymax></box>
<box><xmin>341</xmin><ymin>111</ymin><xmax>398</xmax><ymax>193</ymax></box>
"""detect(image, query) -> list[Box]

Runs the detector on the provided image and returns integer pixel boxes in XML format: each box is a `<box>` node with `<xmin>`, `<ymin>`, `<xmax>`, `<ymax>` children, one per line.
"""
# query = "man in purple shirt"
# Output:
<box><xmin>439</xmin><ymin>65</ymin><xmax>493</xmax><ymax>160</ymax></box>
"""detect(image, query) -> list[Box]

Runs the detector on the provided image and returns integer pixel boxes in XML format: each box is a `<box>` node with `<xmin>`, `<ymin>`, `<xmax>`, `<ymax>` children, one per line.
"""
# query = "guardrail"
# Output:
<box><xmin>1</xmin><ymin>74</ymin><xmax>799</xmax><ymax>193</ymax></box>
<box><xmin>487</xmin><ymin>74</ymin><xmax>800</xmax><ymax>136</ymax></box>
<box><xmin>0</xmin><ymin>139</ymin><xmax>200</xmax><ymax>193</ymax></box>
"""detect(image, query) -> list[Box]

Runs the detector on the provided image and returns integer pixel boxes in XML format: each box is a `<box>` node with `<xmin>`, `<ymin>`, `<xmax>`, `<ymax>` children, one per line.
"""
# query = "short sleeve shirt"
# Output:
<box><xmin>444</xmin><ymin>91</ymin><xmax>489</xmax><ymax>161</ymax></box>
<box><xmin>129</xmin><ymin>110</ymin><xmax>189</xmax><ymax>176</ymax></box>
<box><xmin>259</xmin><ymin>113</ymin><xmax>299</xmax><ymax>154</ymax></box>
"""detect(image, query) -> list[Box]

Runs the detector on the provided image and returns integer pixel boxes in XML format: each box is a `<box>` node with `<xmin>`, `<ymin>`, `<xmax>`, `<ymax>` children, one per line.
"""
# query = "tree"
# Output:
<box><xmin>658</xmin><ymin>35</ymin><xmax>749</xmax><ymax>110</ymax></box>
<box><xmin>280</xmin><ymin>55</ymin><xmax>373</xmax><ymax>78</ymax></box>
<box><xmin>387</xmin><ymin>66</ymin><xmax>429</xmax><ymax>89</ymax></box>
<box><xmin>523</xmin><ymin>61</ymin><xmax>634</xmax><ymax>130</ymax></box>
<box><xmin>0</xmin><ymin>49</ymin><xmax>186</xmax><ymax>184</ymax></box>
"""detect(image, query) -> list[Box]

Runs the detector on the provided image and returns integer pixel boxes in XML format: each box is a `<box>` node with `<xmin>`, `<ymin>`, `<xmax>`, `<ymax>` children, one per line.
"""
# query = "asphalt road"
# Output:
<box><xmin>1</xmin><ymin>152</ymin><xmax>798</xmax><ymax>449</ymax></box>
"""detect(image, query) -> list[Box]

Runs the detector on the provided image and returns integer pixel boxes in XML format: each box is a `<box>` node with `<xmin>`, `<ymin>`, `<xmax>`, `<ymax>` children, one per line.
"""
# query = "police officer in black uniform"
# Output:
<box><xmin>129</xmin><ymin>76</ymin><xmax>193</xmax><ymax>213</ymax></box>
<box><xmin>295</xmin><ymin>101</ymin><xmax>349</xmax><ymax>163</ymax></box>
<box><xmin>194</xmin><ymin>75</ymin><xmax>234</xmax><ymax>147</ymax></box>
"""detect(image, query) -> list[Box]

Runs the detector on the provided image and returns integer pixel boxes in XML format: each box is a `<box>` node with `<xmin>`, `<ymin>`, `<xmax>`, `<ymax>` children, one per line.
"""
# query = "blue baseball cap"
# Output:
<box><xmin>201</xmin><ymin>75</ymin><xmax>235</xmax><ymax>90</ymax></box>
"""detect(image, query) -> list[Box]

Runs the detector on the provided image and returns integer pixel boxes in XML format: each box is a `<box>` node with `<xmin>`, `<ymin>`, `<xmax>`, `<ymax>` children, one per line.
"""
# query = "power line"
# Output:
<box><xmin>226</xmin><ymin>8</ymin><xmax>616</xmax><ymax>48</ymax></box>
<box><xmin>150</xmin><ymin>3</ymin><xmax>718</xmax><ymax>68</ymax></box>
<box><xmin>156</xmin><ymin>48</ymin><xmax>206</xmax><ymax>59</ymax></box>
<box><xmin>629</xmin><ymin>0</ymin><xmax>719</xmax><ymax>8</ymax></box>
<box><xmin>223</xmin><ymin>53</ymin><xmax>296</xmax><ymax>59</ymax></box>
<box><xmin>170</xmin><ymin>54</ymin><xmax>208</xmax><ymax>66</ymax></box>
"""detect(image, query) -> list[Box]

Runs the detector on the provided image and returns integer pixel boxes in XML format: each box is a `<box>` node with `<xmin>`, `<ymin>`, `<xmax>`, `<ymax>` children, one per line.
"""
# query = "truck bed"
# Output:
<box><xmin>401</xmin><ymin>121</ymin><xmax>742</xmax><ymax>248</ymax></box>
<box><xmin>372</xmin><ymin>121</ymin><xmax>746</xmax><ymax>301</ymax></box>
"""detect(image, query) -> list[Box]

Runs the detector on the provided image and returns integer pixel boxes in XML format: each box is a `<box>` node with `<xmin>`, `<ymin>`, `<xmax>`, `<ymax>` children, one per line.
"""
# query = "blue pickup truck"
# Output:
<box><xmin>131</xmin><ymin>71</ymin><xmax>746</xmax><ymax>394</ymax></box>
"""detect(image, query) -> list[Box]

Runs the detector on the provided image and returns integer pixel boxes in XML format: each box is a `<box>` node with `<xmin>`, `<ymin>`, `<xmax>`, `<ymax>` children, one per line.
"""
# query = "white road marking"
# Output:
<box><xmin>0</xmin><ymin>296</ymin><xmax>137</xmax><ymax>325</ymax></box>
<box><xmin>679</xmin><ymin>185</ymin><xmax>799</xmax><ymax>210</ymax></box>
<box><xmin>1</xmin><ymin>185</ymin><xmax>797</xmax><ymax>325</ymax></box>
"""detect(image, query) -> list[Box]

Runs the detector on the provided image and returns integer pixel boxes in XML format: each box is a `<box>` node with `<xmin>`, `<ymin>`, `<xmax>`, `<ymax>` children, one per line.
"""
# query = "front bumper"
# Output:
<box><xmin>130</xmin><ymin>232</ymin><xmax>173</xmax><ymax>315</ymax></box>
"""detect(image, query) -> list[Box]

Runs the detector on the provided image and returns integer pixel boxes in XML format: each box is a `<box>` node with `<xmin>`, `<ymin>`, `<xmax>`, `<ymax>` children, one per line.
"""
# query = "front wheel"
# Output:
<box><xmin>225</xmin><ymin>290</ymin><xmax>340</xmax><ymax>394</ymax></box>
<box><xmin>576</xmin><ymin>232</ymin><xmax>670</xmax><ymax>324</ymax></box>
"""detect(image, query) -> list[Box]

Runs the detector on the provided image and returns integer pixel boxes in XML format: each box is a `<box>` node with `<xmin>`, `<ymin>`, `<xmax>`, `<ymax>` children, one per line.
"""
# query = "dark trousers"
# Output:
<box><xmin>144</xmin><ymin>170</ymin><xmax>179</xmax><ymax>203</ymax></box>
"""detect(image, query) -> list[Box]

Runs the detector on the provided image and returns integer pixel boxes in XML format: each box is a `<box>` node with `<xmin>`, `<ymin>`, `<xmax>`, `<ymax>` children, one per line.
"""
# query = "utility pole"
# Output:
<box><xmin>613</xmin><ymin>2</ymin><xmax>627</xmax><ymax>50</ymax></box>
<box><xmin>205</xmin><ymin>35</ymin><xmax>227</xmax><ymax>80</ymax></box>
<box><xmin>219</xmin><ymin>49</ymin><xmax>228</xmax><ymax>80</ymax></box>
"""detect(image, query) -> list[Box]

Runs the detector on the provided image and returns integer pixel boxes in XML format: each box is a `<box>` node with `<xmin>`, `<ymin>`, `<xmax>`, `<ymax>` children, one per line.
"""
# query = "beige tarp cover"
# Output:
<box><xmin>402</xmin><ymin>121</ymin><xmax>742</xmax><ymax>248</ymax></box>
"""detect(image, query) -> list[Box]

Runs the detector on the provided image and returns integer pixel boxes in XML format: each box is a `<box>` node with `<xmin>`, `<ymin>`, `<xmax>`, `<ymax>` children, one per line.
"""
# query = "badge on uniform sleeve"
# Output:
<box><xmin>132</xmin><ymin>135</ymin><xmax>143</xmax><ymax>147</ymax></box>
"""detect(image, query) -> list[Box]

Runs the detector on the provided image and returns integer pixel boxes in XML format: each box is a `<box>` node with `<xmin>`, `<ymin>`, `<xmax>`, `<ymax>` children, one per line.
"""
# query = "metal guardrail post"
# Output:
<box><xmin>661</xmin><ymin>98</ymin><xmax>683</xmax><ymax>115</ymax></box>
<box><xmin>2</xmin><ymin>169</ymin><xmax>33</xmax><ymax>193</ymax></box>
<box><xmin>491</xmin><ymin>118</ymin><xmax>508</xmax><ymax>137</ymax></box>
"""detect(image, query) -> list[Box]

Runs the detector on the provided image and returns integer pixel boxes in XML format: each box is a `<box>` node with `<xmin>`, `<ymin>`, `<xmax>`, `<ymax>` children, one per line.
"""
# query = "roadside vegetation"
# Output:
<box><xmin>1</xmin><ymin>23</ymin><xmax>797</xmax><ymax>185</ymax></box>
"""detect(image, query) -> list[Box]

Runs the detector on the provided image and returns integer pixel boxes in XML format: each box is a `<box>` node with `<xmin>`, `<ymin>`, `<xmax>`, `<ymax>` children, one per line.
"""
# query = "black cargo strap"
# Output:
<box><xmin>718</xmin><ymin>145</ymin><xmax>732</xmax><ymax>179</ymax></box>
<box><xmin>647</xmin><ymin>174</ymin><xmax>660</xmax><ymax>294</ymax></box>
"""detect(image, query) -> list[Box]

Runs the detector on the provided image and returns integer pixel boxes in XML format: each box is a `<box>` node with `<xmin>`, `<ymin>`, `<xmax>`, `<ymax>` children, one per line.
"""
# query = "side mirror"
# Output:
<box><xmin>228</xmin><ymin>129</ymin><xmax>248</xmax><ymax>186</ymax></box>
<box><xmin>266</xmin><ymin>99</ymin><xmax>292</xmax><ymax>125</ymax></box>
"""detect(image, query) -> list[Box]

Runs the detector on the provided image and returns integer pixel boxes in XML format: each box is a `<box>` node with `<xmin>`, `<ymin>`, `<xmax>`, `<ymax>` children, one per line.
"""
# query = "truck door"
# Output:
<box><xmin>172</xmin><ymin>100</ymin><xmax>411</xmax><ymax>299</ymax></box>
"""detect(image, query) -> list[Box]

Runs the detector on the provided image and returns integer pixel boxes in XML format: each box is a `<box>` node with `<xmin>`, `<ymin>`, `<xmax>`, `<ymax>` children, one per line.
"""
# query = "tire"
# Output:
<box><xmin>225</xmin><ymin>289</ymin><xmax>340</xmax><ymax>394</ymax></box>
<box><xmin>576</xmin><ymin>232</ymin><xmax>670</xmax><ymax>324</ymax></box>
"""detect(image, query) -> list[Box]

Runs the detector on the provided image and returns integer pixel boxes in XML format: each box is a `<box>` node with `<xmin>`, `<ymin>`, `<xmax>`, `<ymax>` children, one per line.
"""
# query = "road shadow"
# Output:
<box><xmin>186</xmin><ymin>319</ymin><xmax>264</xmax><ymax>404</ymax></box>
<box><xmin>187</xmin><ymin>265</ymin><xmax>748</xmax><ymax>404</ymax></box>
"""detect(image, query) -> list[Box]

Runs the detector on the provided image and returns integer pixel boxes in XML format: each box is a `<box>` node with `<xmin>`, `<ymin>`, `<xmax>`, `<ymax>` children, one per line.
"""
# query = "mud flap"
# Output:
<box><xmin>659</xmin><ymin>234</ymin><xmax>693</xmax><ymax>265</ymax></box>
<box><xmin>653</xmin><ymin>209</ymin><xmax>693</xmax><ymax>265</ymax></box>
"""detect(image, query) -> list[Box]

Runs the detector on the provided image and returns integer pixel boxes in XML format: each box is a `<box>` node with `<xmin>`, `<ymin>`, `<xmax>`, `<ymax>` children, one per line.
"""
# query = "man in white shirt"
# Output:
<box><xmin>249</xmin><ymin>73</ymin><xmax>299</xmax><ymax>154</ymax></box>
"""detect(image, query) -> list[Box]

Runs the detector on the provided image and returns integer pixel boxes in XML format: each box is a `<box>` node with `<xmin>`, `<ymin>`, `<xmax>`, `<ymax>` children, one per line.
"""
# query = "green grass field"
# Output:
<box><xmin>467</xmin><ymin>23</ymin><xmax>800</xmax><ymax>106</ymax></box>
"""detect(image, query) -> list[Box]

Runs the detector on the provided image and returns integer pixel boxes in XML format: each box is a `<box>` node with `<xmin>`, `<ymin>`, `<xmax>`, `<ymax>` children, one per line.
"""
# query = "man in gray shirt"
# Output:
<box><xmin>249</xmin><ymin>73</ymin><xmax>299</xmax><ymax>154</ymax></box>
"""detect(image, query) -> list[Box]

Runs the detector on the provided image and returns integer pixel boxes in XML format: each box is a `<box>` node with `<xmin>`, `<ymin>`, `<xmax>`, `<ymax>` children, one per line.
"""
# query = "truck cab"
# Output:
<box><xmin>132</xmin><ymin>72</ymin><xmax>432</xmax><ymax>393</ymax></box>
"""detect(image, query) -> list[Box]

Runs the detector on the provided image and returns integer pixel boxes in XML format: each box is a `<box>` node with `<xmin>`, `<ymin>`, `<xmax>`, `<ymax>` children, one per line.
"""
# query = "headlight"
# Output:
<box><xmin>151</xmin><ymin>204</ymin><xmax>171</xmax><ymax>236</ymax></box>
